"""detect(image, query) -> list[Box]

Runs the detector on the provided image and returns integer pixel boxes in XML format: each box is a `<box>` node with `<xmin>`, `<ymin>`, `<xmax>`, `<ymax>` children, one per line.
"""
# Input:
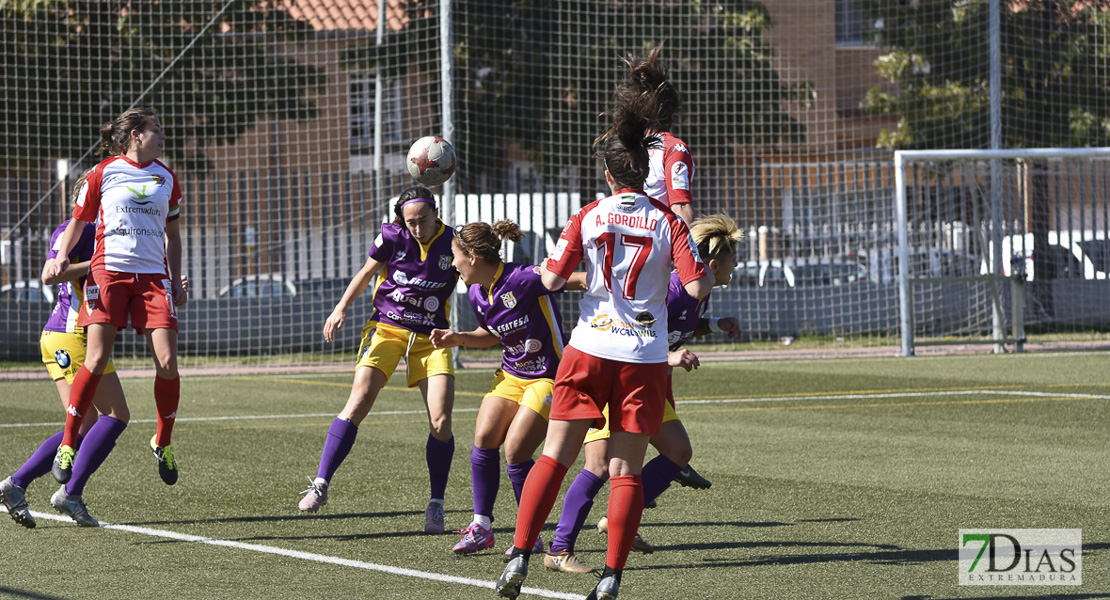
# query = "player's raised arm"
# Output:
<box><xmin>324</xmin><ymin>255</ymin><xmax>383</xmax><ymax>342</ymax></box>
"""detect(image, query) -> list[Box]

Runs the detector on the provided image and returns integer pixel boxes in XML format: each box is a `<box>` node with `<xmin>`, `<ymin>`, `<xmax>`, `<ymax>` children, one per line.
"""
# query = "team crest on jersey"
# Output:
<box><xmin>671</xmin><ymin>162</ymin><xmax>690</xmax><ymax>190</ymax></box>
<box><xmin>151</xmin><ymin>174</ymin><xmax>166</xmax><ymax>186</ymax></box>
<box><xmin>500</xmin><ymin>291</ymin><xmax>517</xmax><ymax>309</ymax></box>
<box><xmin>54</xmin><ymin>349</ymin><xmax>71</xmax><ymax>369</ymax></box>
<box><xmin>438</xmin><ymin>254</ymin><xmax>452</xmax><ymax>270</ymax></box>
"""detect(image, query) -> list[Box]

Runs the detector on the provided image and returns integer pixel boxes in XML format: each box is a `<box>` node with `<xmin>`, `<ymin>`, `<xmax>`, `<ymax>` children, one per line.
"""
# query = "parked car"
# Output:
<box><xmin>990</xmin><ymin>232</ymin><xmax>1108</xmax><ymax>281</ymax></box>
<box><xmin>217</xmin><ymin>274</ymin><xmax>298</xmax><ymax>298</ymax></box>
<box><xmin>732</xmin><ymin>258</ymin><xmax>874</xmax><ymax>288</ymax></box>
<box><xmin>862</xmin><ymin>247</ymin><xmax>983</xmax><ymax>285</ymax></box>
<box><xmin>0</xmin><ymin>280</ymin><xmax>55</xmax><ymax>304</ymax></box>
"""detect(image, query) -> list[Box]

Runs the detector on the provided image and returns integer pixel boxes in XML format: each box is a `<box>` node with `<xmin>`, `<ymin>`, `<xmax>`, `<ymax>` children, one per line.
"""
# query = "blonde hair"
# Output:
<box><xmin>689</xmin><ymin>214</ymin><xmax>743</xmax><ymax>263</ymax></box>
<box><xmin>454</xmin><ymin>219</ymin><xmax>524</xmax><ymax>264</ymax></box>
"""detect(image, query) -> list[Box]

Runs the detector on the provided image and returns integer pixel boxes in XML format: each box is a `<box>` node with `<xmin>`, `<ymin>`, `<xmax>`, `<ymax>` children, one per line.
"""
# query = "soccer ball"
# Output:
<box><xmin>406</xmin><ymin>136</ymin><xmax>457</xmax><ymax>186</ymax></box>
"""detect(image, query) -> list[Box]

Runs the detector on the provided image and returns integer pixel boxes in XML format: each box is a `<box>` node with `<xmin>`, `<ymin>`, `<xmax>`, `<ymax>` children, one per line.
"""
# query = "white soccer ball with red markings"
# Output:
<box><xmin>406</xmin><ymin>136</ymin><xmax>457</xmax><ymax>186</ymax></box>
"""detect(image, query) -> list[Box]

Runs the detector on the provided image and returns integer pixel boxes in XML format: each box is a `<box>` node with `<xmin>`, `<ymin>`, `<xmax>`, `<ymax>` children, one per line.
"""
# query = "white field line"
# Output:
<box><xmin>673</xmin><ymin>389</ymin><xmax>1110</xmax><ymax>406</ymax></box>
<box><xmin>3</xmin><ymin>389</ymin><xmax>1107</xmax><ymax>429</ymax></box>
<box><xmin>3</xmin><ymin>508</ymin><xmax>582</xmax><ymax>600</ymax></box>
<box><xmin>0</xmin><ymin>408</ymin><xmax>480</xmax><ymax>428</ymax></box>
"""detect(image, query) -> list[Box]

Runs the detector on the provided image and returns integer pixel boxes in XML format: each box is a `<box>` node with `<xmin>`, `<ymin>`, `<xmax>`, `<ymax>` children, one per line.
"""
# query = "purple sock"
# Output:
<box><xmin>549</xmin><ymin>469</ymin><xmax>606</xmax><ymax>553</ymax></box>
<box><xmin>67</xmin><ymin>416</ymin><xmax>127</xmax><ymax>496</ymax></box>
<box><xmin>11</xmin><ymin>431</ymin><xmax>66</xmax><ymax>489</ymax></box>
<box><xmin>316</xmin><ymin>418</ymin><xmax>358</xmax><ymax>484</ymax></box>
<box><xmin>426</xmin><ymin>434</ymin><xmax>454</xmax><ymax>501</ymax></box>
<box><xmin>470</xmin><ymin>446</ymin><xmax>501</xmax><ymax>518</ymax></box>
<box><xmin>505</xmin><ymin>459</ymin><xmax>534</xmax><ymax>504</ymax></box>
<box><xmin>642</xmin><ymin>454</ymin><xmax>683</xmax><ymax>507</ymax></box>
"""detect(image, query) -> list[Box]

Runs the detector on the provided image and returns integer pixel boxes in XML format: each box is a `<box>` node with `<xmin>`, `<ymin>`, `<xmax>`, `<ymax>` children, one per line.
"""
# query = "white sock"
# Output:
<box><xmin>313</xmin><ymin>477</ymin><xmax>328</xmax><ymax>487</ymax></box>
<box><xmin>473</xmin><ymin>514</ymin><xmax>492</xmax><ymax>530</ymax></box>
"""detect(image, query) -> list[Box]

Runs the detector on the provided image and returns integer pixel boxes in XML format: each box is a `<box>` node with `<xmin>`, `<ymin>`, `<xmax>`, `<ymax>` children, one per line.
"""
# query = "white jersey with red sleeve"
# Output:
<box><xmin>643</xmin><ymin>131</ymin><xmax>693</xmax><ymax>210</ymax></box>
<box><xmin>74</xmin><ymin>155</ymin><xmax>182</xmax><ymax>275</ymax></box>
<box><xmin>546</xmin><ymin>188</ymin><xmax>706</xmax><ymax>363</ymax></box>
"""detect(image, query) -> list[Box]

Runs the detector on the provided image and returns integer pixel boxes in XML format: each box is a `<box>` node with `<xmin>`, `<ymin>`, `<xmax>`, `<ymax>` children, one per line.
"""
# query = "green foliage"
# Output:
<box><xmin>863</xmin><ymin>0</ymin><xmax>1110</xmax><ymax>149</ymax></box>
<box><xmin>0</xmin><ymin>0</ymin><xmax>326</xmax><ymax>175</ymax></box>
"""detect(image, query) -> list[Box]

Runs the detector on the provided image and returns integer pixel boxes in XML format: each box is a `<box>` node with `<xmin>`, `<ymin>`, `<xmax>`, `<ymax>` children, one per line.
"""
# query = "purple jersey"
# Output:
<box><xmin>44</xmin><ymin>220</ymin><xmax>97</xmax><ymax>334</ymax></box>
<box><xmin>367</xmin><ymin>221</ymin><xmax>458</xmax><ymax>334</ymax></box>
<box><xmin>666</xmin><ymin>271</ymin><xmax>710</xmax><ymax>351</ymax></box>
<box><xmin>469</xmin><ymin>262</ymin><xmax>567</xmax><ymax>380</ymax></box>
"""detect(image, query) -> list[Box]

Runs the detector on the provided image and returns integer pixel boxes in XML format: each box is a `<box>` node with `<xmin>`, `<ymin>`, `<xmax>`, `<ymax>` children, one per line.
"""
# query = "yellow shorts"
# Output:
<box><xmin>40</xmin><ymin>330</ymin><xmax>116</xmax><ymax>383</ymax></box>
<box><xmin>584</xmin><ymin>396</ymin><xmax>679</xmax><ymax>444</ymax></box>
<box><xmin>485</xmin><ymin>369</ymin><xmax>553</xmax><ymax>421</ymax></box>
<box><xmin>356</xmin><ymin>321</ymin><xmax>454</xmax><ymax>387</ymax></box>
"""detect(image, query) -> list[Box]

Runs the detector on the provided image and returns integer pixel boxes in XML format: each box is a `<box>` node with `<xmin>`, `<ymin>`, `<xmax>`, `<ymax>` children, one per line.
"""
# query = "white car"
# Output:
<box><xmin>217</xmin><ymin>274</ymin><xmax>298</xmax><ymax>298</ymax></box>
<box><xmin>733</xmin><ymin>258</ymin><xmax>873</xmax><ymax>288</ymax></box>
<box><xmin>0</xmin><ymin>280</ymin><xmax>55</xmax><ymax>304</ymax></box>
<box><xmin>989</xmin><ymin>232</ymin><xmax>1108</xmax><ymax>281</ymax></box>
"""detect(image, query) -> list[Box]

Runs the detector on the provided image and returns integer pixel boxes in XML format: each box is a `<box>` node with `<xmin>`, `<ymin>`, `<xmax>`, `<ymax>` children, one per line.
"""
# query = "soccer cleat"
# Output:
<box><xmin>495</xmin><ymin>554</ymin><xmax>528</xmax><ymax>599</ymax></box>
<box><xmin>50</xmin><ymin>485</ymin><xmax>99</xmax><ymax>527</ymax></box>
<box><xmin>596</xmin><ymin>517</ymin><xmax>654</xmax><ymax>554</ymax></box>
<box><xmin>452</xmin><ymin>522</ymin><xmax>495</xmax><ymax>553</ymax></box>
<box><xmin>585</xmin><ymin>574</ymin><xmax>620</xmax><ymax>600</ymax></box>
<box><xmin>0</xmin><ymin>477</ymin><xmax>36</xmax><ymax>529</ymax></box>
<box><xmin>298</xmin><ymin>478</ymin><xmax>328</xmax><ymax>512</ymax></box>
<box><xmin>504</xmin><ymin>535</ymin><xmax>544</xmax><ymax>557</ymax></box>
<box><xmin>543</xmin><ymin>550</ymin><xmax>594</xmax><ymax>574</ymax></box>
<box><xmin>52</xmin><ymin>445</ymin><xmax>75</xmax><ymax>484</ymax></box>
<box><xmin>150</xmin><ymin>436</ymin><xmax>178</xmax><ymax>485</ymax></box>
<box><xmin>424</xmin><ymin>501</ymin><xmax>446</xmax><ymax>534</ymax></box>
<box><xmin>672</xmin><ymin>463</ymin><xmax>712</xmax><ymax>489</ymax></box>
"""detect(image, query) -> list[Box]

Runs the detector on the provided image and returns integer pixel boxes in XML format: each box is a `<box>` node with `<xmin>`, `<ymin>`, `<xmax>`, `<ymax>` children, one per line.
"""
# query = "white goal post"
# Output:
<box><xmin>894</xmin><ymin>148</ymin><xmax>1110</xmax><ymax>357</ymax></box>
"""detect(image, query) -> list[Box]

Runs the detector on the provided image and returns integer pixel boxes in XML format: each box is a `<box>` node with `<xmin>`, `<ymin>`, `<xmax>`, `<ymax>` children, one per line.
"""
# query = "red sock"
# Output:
<box><xmin>605</xmin><ymin>475</ymin><xmax>644</xmax><ymax>571</ymax></box>
<box><xmin>60</xmin><ymin>366</ymin><xmax>102</xmax><ymax>448</ymax></box>
<box><xmin>153</xmin><ymin>375</ymin><xmax>180</xmax><ymax>447</ymax></box>
<box><xmin>512</xmin><ymin>454</ymin><xmax>568</xmax><ymax>552</ymax></box>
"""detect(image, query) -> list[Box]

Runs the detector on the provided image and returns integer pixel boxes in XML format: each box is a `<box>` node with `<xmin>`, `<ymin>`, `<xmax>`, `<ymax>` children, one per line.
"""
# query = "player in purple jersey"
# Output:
<box><xmin>544</xmin><ymin>214</ymin><xmax>742</xmax><ymax>572</ymax></box>
<box><xmin>299</xmin><ymin>186</ymin><xmax>460</xmax><ymax>534</ymax></box>
<box><xmin>1</xmin><ymin>211</ymin><xmax>131</xmax><ymax>528</ymax></box>
<box><xmin>429</xmin><ymin>220</ymin><xmax>570</xmax><ymax>555</ymax></box>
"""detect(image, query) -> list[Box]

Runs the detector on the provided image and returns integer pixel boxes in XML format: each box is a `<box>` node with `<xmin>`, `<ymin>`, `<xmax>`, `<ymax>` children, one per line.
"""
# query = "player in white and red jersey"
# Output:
<box><xmin>627</xmin><ymin>42</ymin><xmax>696</xmax><ymax>224</ymax></box>
<box><xmin>43</xmin><ymin>108</ymin><xmax>187</xmax><ymax>488</ymax></box>
<box><xmin>496</xmin><ymin>95</ymin><xmax>715</xmax><ymax>600</ymax></box>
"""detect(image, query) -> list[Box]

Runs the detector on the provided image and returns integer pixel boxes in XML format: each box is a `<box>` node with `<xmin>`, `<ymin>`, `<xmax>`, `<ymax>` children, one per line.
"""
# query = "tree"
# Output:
<box><xmin>863</xmin><ymin>0</ymin><xmax>1110</xmax><ymax>316</ymax></box>
<box><xmin>0</xmin><ymin>0</ymin><xmax>327</xmax><ymax>175</ymax></box>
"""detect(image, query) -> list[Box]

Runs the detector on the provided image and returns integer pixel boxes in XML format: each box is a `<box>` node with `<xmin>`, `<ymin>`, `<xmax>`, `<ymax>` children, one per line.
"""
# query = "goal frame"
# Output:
<box><xmin>894</xmin><ymin>147</ymin><xmax>1110</xmax><ymax>357</ymax></box>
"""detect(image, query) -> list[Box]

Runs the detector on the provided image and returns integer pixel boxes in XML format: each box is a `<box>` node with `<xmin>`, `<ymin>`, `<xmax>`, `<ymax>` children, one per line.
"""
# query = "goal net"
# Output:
<box><xmin>894</xmin><ymin>149</ymin><xmax>1110</xmax><ymax>356</ymax></box>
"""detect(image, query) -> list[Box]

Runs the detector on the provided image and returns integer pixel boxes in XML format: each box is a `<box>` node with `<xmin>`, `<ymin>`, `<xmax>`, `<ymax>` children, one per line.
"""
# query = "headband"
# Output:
<box><xmin>401</xmin><ymin>197</ymin><xmax>436</xmax><ymax>209</ymax></box>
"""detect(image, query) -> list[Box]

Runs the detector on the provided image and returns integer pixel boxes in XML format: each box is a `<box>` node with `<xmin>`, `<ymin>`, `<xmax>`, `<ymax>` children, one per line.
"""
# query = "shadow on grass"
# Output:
<box><xmin>120</xmin><ymin>509</ymin><xmax>422</xmax><ymax>527</ymax></box>
<box><xmin>624</xmin><ymin>541</ymin><xmax>1109</xmax><ymax>573</ymax></box>
<box><xmin>0</xmin><ymin>588</ymin><xmax>68</xmax><ymax>600</ymax></box>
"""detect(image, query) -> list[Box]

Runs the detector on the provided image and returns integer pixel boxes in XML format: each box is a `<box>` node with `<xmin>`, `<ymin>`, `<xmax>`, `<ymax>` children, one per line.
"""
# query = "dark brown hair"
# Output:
<box><xmin>454</xmin><ymin>220</ymin><xmax>524</xmax><ymax>264</ymax></box>
<box><xmin>392</xmin><ymin>186</ymin><xmax>437</xmax><ymax>225</ymax></box>
<box><xmin>97</xmin><ymin>107</ymin><xmax>159</xmax><ymax>156</ymax></box>
<box><xmin>621</xmin><ymin>42</ymin><xmax>681</xmax><ymax>131</ymax></box>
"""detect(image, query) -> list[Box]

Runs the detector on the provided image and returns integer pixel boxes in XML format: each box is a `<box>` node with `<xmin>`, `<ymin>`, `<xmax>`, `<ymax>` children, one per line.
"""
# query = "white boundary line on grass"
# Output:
<box><xmin>3</xmin><ymin>508</ymin><xmax>582</xmax><ymax>600</ymax></box>
<box><xmin>3</xmin><ymin>389</ymin><xmax>1108</xmax><ymax>429</ymax></box>
<box><xmin>0</xmin><ymin>408</ymin><xmax>480</xmax><ymax>428</ymax></box>
<box><xmin>674</xmin><ymin>389</ymin><xmax>1110</xmax><ymax>405</ymax></box>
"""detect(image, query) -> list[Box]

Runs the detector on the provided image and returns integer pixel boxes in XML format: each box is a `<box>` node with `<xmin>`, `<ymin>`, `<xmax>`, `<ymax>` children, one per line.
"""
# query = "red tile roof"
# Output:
<box><xmin>284</xmin><ymin>0</ymin><xmax>409</xmax><ymax>32</ymax></box>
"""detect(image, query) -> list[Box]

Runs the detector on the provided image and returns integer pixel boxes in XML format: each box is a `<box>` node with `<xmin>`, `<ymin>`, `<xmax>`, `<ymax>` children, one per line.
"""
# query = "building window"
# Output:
<box><xmin>348</xmin><ymin>74</ymin><xmax>402</xmax><ymax>154</ymax></box>
<box><xmin>836</xmin><ymin>0</ymin><xmax>872</xmax><ymax>45</ymax></box>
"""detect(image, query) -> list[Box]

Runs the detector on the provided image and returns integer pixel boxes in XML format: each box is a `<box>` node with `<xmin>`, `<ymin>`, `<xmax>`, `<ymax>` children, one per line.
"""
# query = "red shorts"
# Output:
<box><xmin>550</xmin><ymin>345</ymin><xmax>668</xmax><ymax>436</ymax></box>
<box><xmin>78</xmin><ymin>270</ymin><xmax>178</xmax><ymax>332</ymax></box>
